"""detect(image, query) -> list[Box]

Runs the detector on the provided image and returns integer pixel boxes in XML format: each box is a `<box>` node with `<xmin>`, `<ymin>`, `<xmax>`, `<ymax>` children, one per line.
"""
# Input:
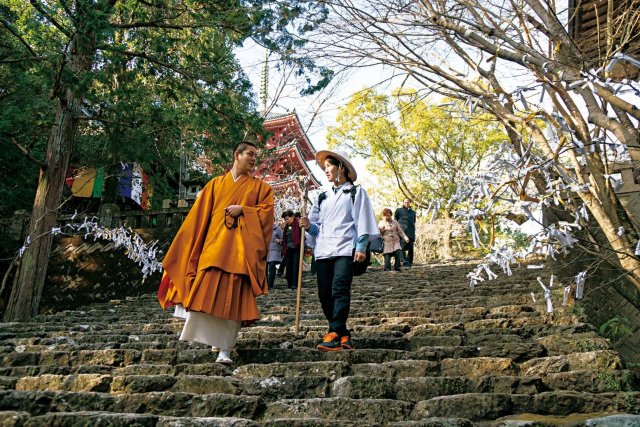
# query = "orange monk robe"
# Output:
<box><xmin>158</xmin><ymin>173</ymin><xmax>274</xmax><ymax>320</ymax></box>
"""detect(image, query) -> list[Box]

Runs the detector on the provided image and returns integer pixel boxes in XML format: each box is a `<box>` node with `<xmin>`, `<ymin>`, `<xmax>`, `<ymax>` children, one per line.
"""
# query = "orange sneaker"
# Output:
<box><xmin>316</xmin><ymin>332</ymin><xmax>342</xmax><ymax>351</ymax></box>
<box><xmin>340</xmin><ymin>336</ymin><xmax>354</xmax><ymax>350</ymax></box>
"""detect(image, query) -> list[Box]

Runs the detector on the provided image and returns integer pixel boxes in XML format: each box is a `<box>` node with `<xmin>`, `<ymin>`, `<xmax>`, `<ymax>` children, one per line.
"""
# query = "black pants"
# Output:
<box><xmin>277</xmin><ymin>259</ymin><xmax>286</xmax><ymax>276</ymax></box>
<box><xmin>316</xmin><ymin>256</ymin><xmax>353</xmax><ymax>337</ymax></box>
<box><xmin>384</xmin><ymin>249</ymin><xmax>403</xmax><ymax>271</ymax></box>
<box><xmin>310</xmin><ymin>254</ymin><xmax>316</xmax><ymax>274</ymax></box>
<box><xmin>402</xmin><ymin>239</ymin><xmax>414</xmax><ymax>266</ymax></box>
<box><xmin>267</xmin><ymin>261</ymin><xmax>279</xmax><ymax>289</ymax></box>
<box><xmin>284</xmin><ymin>247</ymin><xmax>300</xmax><ymax>289</ymax></box>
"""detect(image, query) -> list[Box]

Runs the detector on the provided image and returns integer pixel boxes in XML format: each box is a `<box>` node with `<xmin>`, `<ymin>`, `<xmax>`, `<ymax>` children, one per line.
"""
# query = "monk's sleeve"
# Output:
<box><xmin>241</xmin><ymin>182</ymin><xmax>274</xmax><ymax>296</ymax></box>
<box><xmin>158</xmin><ymin>179</ymin><xmax>215</xmax><ymax>307</ymax></box>
<box><xmin>243</xmin><ymin>182</ymin><xmax>275</xmax><ymax>254</ymax></box>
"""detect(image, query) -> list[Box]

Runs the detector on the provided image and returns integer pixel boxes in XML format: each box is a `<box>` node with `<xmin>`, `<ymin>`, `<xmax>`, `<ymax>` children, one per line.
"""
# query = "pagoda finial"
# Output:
<box><xmin>260</xmin><ymin>49</ymin><xmax>270</xmax><ymax>112</ymax></box>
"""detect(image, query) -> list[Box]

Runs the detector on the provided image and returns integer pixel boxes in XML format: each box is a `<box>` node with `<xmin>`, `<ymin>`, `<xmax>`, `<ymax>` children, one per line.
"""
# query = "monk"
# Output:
<box><xmin>158</xmin><ymin>141</ymin><xmax>274</xmax><ymax>365</ymax></box>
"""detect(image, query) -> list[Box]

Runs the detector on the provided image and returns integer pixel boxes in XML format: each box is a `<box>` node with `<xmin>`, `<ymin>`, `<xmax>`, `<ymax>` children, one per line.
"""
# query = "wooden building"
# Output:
<box><xmin>569</xmin><ymin>0</ymin><xmax>640</xmax><ymax>78</ymax></box>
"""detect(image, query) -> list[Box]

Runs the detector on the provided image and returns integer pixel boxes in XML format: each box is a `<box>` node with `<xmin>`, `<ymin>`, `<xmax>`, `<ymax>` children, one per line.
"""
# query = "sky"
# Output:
<box><xmin>235</xmin><ymin>41</ymin><xmax>549</xmax><ymax>235</ymax></box>
<box><xmin>235</xmin><ymin>40</ymin><xmax>404</xmax><ymax>190</ymax></box>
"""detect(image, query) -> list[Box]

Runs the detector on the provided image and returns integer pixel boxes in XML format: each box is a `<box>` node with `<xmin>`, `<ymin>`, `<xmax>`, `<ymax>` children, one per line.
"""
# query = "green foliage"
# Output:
<box><xmin>0</xmin><ymin>0</ymin><xmax>329</xmax><ymax>223</ymax></box>
<box><xmin>494</xmin><ymin>226</ymin><xmax>531</xmax><ymax>251</ymax></box>
<box><xmin>599</xmin><ymin>316</ymin><xmax>633</xmax><ymax>341</ymax></box>
<box><xmin>595</xmin><ymin>372</ymin><xmax>622</xmax><ymax>392</ymax></box>
<box><xmin>327</xmin><ymin>88</ymin><xmax>507</xmax><ymax>210</ymax></box>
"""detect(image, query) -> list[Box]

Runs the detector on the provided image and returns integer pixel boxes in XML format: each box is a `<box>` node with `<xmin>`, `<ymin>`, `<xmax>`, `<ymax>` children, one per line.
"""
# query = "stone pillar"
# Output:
<box><xmin>98</xmin><ymin>203</ymin><xmax>120</xmax><ymax>228</ymax></box>
<box><xmin>10</xmin><ymin>210</ymin><xmax>30</xmax><ymax>240</ymax></box>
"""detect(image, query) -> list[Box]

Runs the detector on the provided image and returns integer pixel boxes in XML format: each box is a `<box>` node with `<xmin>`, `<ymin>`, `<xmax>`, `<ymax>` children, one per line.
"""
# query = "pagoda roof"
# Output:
<box><xmin>259</xmin><ymin>142</ymin><xmax>322</xmax><ymax>189</ymax></box>
<box><xmin>263</xmin><ymin>110</ymin><xmax>317</xmax><ymax>162</ymax></box>
<box><xmin>269</xmin><ymin>175</ymin><xmax>320</xmax><ymax>194</ymax></box>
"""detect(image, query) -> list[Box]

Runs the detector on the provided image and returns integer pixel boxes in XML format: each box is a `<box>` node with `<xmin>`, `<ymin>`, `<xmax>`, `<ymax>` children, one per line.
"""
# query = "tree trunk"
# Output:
<box><xmin>580</xmin><ymin>191</ymin><xmax>640</xmax><ymax>290</ymax></box>
<box><xmin>442</xmin><ymin>210</ymin><xmax>454</xmax><ymax>260</ymax></box>
<box><xmin>4</xmin><ymin>30</ymin><xmax>94</xmax><ymax>322</ymax></box>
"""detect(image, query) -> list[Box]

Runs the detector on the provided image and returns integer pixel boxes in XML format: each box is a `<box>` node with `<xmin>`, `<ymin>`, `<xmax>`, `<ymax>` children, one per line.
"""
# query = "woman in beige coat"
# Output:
<box><xmin>378</xmin><ymin>208</ymin><xmax>410</xmax><ymax>271</ymax></box>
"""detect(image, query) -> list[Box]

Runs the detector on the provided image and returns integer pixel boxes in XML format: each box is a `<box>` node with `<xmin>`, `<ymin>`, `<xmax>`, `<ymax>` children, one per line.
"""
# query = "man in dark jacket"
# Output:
<box><xmin>281</xmin><ymin>210</ymin><xmax>301</xmax><ymax>289</ymax></box>
<box><xmin>394</xmin><ymin>198</ymin><xmax>416</xmax><ymax>267</ymax></box>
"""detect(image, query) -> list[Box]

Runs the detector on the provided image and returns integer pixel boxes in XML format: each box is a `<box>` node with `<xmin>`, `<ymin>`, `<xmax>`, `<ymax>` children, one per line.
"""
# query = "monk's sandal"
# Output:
<box><xmin>216</xmin><ymin>350</ymin><xmax>233</xmax><ymax>365</ymax></box>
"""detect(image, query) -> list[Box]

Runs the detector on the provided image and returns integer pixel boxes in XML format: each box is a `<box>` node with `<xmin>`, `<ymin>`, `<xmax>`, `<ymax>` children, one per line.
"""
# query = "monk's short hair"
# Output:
<box><xmin>382</xmin><ymin>208</ymin><xmax>393</xmax><ymax>216</ymax></box>
<box><xmin>282</xmin><ymin>210</ymin><xmax>294</xmax><ymax>219</ymax></box>
<box><xmin>233</xmin><ymin>141</ymin><xmax>257</xmax><ymax>155</ymax></box>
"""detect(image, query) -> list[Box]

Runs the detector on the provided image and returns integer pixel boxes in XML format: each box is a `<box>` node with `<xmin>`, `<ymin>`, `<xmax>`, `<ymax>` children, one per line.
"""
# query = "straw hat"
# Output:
<box><xmin>316</xmin><ymin>149</ymin><xmax>358</xmax><ymax>182</ymax></box>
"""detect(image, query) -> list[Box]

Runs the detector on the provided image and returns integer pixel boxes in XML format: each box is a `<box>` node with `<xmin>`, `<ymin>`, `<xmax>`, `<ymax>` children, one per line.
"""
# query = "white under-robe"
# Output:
<box><xmin>173</xmin><ymin>304</ymin><xmax>187</xmax><ymax>319</ymax></box>
<box><xmin>309</xmin><ymin>183</ymin><xmax>379</xmax><ymax>259</ymax></box>
<box><xmin>179</xmin><ymin>311</ymin><xmax>241</xmax><ymax>350</ymax></box>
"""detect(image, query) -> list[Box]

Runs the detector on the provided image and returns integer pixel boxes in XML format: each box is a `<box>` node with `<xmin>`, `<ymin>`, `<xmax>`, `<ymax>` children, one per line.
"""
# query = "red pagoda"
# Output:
<box><xmin>257</xmin><ymin>111</ymin><xmax>322</xmax><ymax>199</ymax></box>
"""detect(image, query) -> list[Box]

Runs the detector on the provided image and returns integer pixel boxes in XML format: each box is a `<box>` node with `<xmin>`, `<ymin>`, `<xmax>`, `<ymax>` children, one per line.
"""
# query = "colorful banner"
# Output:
<box><xmin>66</xmin><ymin>163</ymin><xmax>151</xmax><ymax>209</ymax></box>
<box><xmin>70</xmin><ymin>167</ymin><xmax>97</xmax><ymax>198</ymax></box>
<box><xmin>116</xmin><ymin>162</ymin><xmax>152</xmax><ymax>210</ymax></box>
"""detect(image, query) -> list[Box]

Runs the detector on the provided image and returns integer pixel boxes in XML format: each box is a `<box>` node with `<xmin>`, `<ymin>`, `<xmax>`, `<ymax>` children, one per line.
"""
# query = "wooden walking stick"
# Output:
<box><xmin>294</xmin><ymin>182</ymin><xmax>309</xmax><ymax>336</ymax></box>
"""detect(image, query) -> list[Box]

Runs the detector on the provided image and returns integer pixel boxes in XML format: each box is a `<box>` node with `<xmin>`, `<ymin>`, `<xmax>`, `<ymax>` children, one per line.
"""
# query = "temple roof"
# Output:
<box><xmin>259</xmin><ymin>110</ymin><xmax>322</xmax><ymax>192</ymax></box>
<box><xmin>263</xmin><ymin>111</ymin><xmax>317</xmax><ymax>162</ymax></box>
<box><xmin>258</xmin><ymin>142</ymin><xmax>322</xmax><ymax>189</ymax></box>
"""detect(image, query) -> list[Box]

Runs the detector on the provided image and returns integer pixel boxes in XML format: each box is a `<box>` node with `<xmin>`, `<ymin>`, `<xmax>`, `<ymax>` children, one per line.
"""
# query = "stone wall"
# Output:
<box><xmin>579</xmin><ymin>274</ymin><xmax>640</xmax><ymax>365</ymax></box>
<box><xmin>40</xmin><ymin>223</ymin><xmax>180</xmax><ymax>314</ymax></box>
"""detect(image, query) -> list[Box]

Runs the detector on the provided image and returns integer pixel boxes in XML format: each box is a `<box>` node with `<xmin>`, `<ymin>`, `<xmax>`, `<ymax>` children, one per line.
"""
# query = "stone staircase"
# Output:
<box><xmin>1</xmin><ymin>261</ymin><xmax>639</xmax><ymax>426</ymax></box>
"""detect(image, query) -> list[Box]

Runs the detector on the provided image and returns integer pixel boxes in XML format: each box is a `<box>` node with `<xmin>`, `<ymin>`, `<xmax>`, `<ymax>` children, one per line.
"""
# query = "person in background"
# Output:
<box><xmin>394</xmin><ymin>197</ymin><xmax>417</xmax><ymax>267</ymax></box>
<box><xmin>281</xmin><ymin>210</ymin><xmax>302</xmax><ymax>289</ymax></box>
<box><xmin>267</xmin><ymin>219</ymin><xmax>284</xmax><ymax>290</ymax></box>
<box><xmin>158</xmin><ymin>141</ymin><xmax>274</xmax><ymax>365</ymax></box>
<box><xmin>380</xmin><ymin>208</ymin><xmax>410</xmax><ymax>272</ymax></box>
<box><xmin>276</xmin><ymin>219</ymin><xmax>287</xmax><ymax>278</ymax></box>
<box><xmin>300</xmin><ymin>149</ymin><xmax>378</xmax><ymax>352</ymax></box>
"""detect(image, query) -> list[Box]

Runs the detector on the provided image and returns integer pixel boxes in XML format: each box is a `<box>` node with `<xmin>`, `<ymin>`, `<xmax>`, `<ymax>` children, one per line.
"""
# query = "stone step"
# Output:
<box><xmin>10</xmin><ymin>373</ymin><xmax>334</xmax><ymax>400</ymax></box>
<box><xmin>492</xmin><ymin>413</ymin><xmax>640</xmax><ymax>427</ymax></box>
<box><xmin>0</xmin><ymin>390</ymin><xmax>263</xmax><ymax>418</ymax></box>
<box><xmin>0</xmin><ymin>260</ymin><xmax>635</xmax><ymax>425</ymax></box>
<box><xmin>411</xmin><ymin>391</ymin><xmax>640</xmax><ymax>421</ymax></box>
<box><xmin>1</xmin><ymin>309</ymin><xmax>553</xmax><ymax>341</ymax></box>
<box><xmin>138</xmin><ymin>346</ymin><xmax>482</xmax><ymax>366</ymax></box>
<box><xmin>332</xmin><ymin>369</ymin><xmax>639</xmax><ymax>402</ymax></box>
<box><xmin>518</xmin><ymin>350</ymin><xmax>625</xmax><ymax>376</ymax></box>
<box><xmin>1</xmin><ymin>411</ymin><xmax>259</xmax><ymax>427</ymax></box>
<box><xmin>261</xmin><ymin>397</ymin><xmax>412</xmax><ymax>423</ymax></box>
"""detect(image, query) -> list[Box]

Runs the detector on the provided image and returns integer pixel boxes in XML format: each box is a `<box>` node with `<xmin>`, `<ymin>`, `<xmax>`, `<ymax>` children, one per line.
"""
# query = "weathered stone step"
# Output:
<box><xmin>518</xmin><ymin>350</ymin><xmax>625</xmax><ymax>376</ymax></box>
<box><xmin>0</xmin><ymin>390</ymin><xmax>263</xmax><ymax>418</ymax></box>
<box><xmin>0</xmin><ymin>260</ymin><xmax>634</xmax><ymax>425</ymax></box>
<box><xmin>11</xmin><ymin>373</ymin><xmax>336</xmax><ymax>400</ymax></box>
<box><xmin>411</xmin><ymin>391</ymin><xmax>640</xmax><ymax>421</ymax></box>
<box><xmin>1</xmin><ymin>349</ymin><xmax>143</xmax><ymax>368</ymax></box>
<box><xmin>138</xmin><ymin>346</ymin><xmax>482</xmax><ymax>367</ymax></box>
<box><xmin>1</xmin><ymin>326</ymin><xmax>569</xmax><ymax>357</ymax></box>
<box><xmin>387</xmin><ymin>418</ymin><xmax>473</xmax><ymax>427</ymax></box>
<box><xmin>261</xmin><ymin>397</ymin><xmax>412</xmax><ymax>423</ymax></box>
<box><xmin>332</xmin><ymin>369</ymin><xmax>639</xmax><ymax>402</ymax></box>
<box><xmin>0</xmin><ymin>364</ymin><xmax>114</xmax><ymax>378</ymax></box>
<box><xmin>233</xmin><ymin>361</ymin><xmax>350</xmax><ymax>380</ymax></box>
<box><xmin>536</xmin><ymin>333</ymin><xmax>611</xmax><ymax>355</ymax></box>
<box><xmin>491</xmin><ymin>413</ymin><xmax>640</xmax><ymax>427</ymax></box>
<box><xmin>0</xmin><ymin>410</ymin><xmax>259</xmax><ymax>426</ymax></box>
<box><xmin>541</xmin><ymin>369</ymin><xmax>639</xmax><ymax>393</ymax></box>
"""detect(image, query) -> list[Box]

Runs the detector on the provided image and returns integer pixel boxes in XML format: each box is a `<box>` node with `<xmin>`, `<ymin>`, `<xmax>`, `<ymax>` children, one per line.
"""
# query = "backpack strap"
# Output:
<box><xmin>318</xmin><ymin>191</ymin><xmax>328</xmax><ymax>206</ymax></box>
<box><xmin>318</xmin><ymin>185</ymin><xmax>359</xmax><ymax>207</ymax></box>
<box><xmin>349</xmin><ymin>185</ymin><xmax>358</xmax><ymax>203</ymax></box>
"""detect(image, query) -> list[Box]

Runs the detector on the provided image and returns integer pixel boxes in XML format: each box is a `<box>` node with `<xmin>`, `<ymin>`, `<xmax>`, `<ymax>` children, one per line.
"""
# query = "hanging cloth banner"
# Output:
<box><xmin>116</xmin><ymin>162</ymin><xmax>152</xmax><ymax>210</ymax></box>
<box><xmin>71</xmin><ymin>167</ymin><xmax>97</xmax><ymax>198</ymax></box>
